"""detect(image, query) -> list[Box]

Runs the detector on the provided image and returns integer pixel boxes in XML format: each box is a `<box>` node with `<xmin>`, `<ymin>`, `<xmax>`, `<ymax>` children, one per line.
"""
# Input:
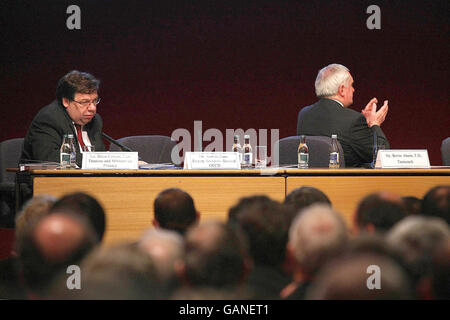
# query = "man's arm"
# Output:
<box><xmin>349</xmin><ymin>115</ymin><xmax>390</xmax><ymax>164</ymax></box>
<box><xmin>28</xmin><ymin>118</ymin><xmax>64</xmax><ymax>163</ymax></box>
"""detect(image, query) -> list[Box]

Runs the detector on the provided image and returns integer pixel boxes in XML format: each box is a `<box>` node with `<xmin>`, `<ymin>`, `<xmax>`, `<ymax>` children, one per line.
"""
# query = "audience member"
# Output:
<box><xmin>345</xmin><ymin>233</ymin><xmax>416</xmax><ymax>288</ymax></box>
<box><xmin>228</xmin><ymin>196</ymin><xmax>291</xmax><ymax>299</ymax></box>
<box><xmin>421</xmin><ymin>185</ymin><xmax>450</xmax><ymax>224</ymax></box>
<box><xmin>228</xmin><ymin>195</ymin><xmax>272</xmax><ymax>226</ymax></box>
<box><xmin>282</xmin><ymin>204</ymin><xmax>348</xmax><ymax>299</ymax></box>
<box><xmin>429</xmin><ymin>238</ymin><xmax>450</xmax><ymax>299</ymax></box>
<box><xmin>50</xmin><ymin>192</ymin><xmax>106</xmax><ymax>242</ymax></box>
<box><xmin>9</xmin><ymin>186</ymin><xmax>447</xmax><ymax>301</ymax></box>
<box><xmin>16</xmin><ymin>213</ymin><xmax>97</xmax><ymax>298</ymax></box>
<box><xmin>138</xmin><ymin>228</ymin><xmax>184</xmax><ymax>294</ymax></box>
<box><xmin>229</xmin><ymin>197</ymin><xmax>291</xmax><ymax>299</ymax></box>
<box><xmin>354</xmin><ymin>192</ymin><xmax>407</xmax><ymax>233</ymax></box>
<box><xmin>305</xmin><ymin>253</ymin><xmax>413</xmax><ymax>299</ymax></box>
<box><xmin>51</xmin><ymin>242</ymin><xmax>167</xmax><ymax>300</ymax></box>
<box><xmin>181</xmin><ymin>221</ymin><xmax>251</xmax><ymax>292</ymax></box>
<box><xmin>15</xmin><ymin>195</ymin><xmax>58</xmax><ymax>253</ymax></box>
<box><xmin>153</xmin><ymin>188</ymin><xmax>199</xmax><ymax>235</ymax></box>
<box><xmin>402</xmin><ymin>196</ymin><xmax>422</xmax><ymax>216</ymax></box>
<box><xmin>172</xmin><ymin>287</ymin><xmax>249</xmax><ymax>300</ymax></box>
<box><xmin>0</xmin><ymin>195</ymin><xmax>56</xmax><ymax>299</ymax></box>
<box><xmin>283</xmin><ymin>186</ymin><xmax>332</xmax><ymax>224</ymax></box>
<box><xmin>386</xmin><ymin>215</ymin><xmax>449</xmax><ymax>299</ymax></box>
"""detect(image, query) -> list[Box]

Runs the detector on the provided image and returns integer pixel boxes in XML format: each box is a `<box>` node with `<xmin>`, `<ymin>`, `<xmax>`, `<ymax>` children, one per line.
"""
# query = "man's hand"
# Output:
<box><xmin>361</xmin><ymin>98</ymin><xmax>388</xmax><ymax>127</ymax></box>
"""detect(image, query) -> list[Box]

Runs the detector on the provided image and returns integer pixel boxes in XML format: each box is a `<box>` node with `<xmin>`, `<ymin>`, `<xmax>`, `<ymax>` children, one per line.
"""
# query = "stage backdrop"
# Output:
<box><xmin>1</xmin><ymin>0</ymin><xmax>448</xmax><ymax>164</ymax></box>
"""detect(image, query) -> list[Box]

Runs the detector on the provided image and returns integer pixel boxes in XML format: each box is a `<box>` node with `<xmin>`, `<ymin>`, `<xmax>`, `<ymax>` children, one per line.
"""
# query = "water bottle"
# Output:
<box><xmin>60</xmin><ymin>134</ymin><xmax>77</xmax><ymax>169</ymax></box>
<box><xmin>232</xmin><ymin>135</ymin><xmax>243</xmax><ymax>165</ymax></box>
<box><xmin>242</xmin><ymin>135</ymin><xmax>252</xmax><ymax>169</ymax></box>
<box><xmin>329</xmin><ymin>134</ymin><xmax>340</xmax><ymax>169</ymax></box>
<box><xmin>298</xmin><ymin>135</ymin><xmax>309</xmax><ymax>169</ymax></box>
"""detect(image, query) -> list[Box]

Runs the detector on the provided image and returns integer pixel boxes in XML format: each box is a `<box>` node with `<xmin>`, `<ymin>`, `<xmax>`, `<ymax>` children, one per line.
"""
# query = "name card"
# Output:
<box><xmin>82</xmin><ymin>152</ymin><xmax>139</xmax><ymax>170</ymax></box>
<box><xmin>183</xmin><ymin>152</ymin><xmax>241</xmax><ymax>170</ymax></box>
<box><xmin>375</xmin><ymin>150</ymin><xmax>430</xmax><ymax>169</ymax></box>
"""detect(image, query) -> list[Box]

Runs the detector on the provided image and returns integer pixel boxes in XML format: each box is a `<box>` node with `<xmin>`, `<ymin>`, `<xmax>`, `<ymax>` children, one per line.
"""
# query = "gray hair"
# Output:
<box><xmin>386</xmin><ymin>215</ymin><xmax>449</xmax><ymax>266</ymax></box>
<box><xmin>139</xmin><ymin>228</ymin><xmax>184</xmax><ymax>280</ymax></box>
<box><xmin>315</xmin><ymin>64</ymin><xmax>351</xmax><ymax>98</ymax></box>
<box><xmin>288</xmin><ymin>204</ymin><xmax>348</xmax><ymax>274</ymax></box>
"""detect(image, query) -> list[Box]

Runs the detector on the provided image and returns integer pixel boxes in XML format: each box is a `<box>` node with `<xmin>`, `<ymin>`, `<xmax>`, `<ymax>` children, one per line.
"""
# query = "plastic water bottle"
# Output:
<box><xmin>232</xmin><ymin>135</ymin><xmax>243</xmax><ymax>165</ymax></box>
<box><xmin>242</xmin><ymin>135</ymin><xmax>252</xmax><ymax>169</ymax></box>
<box><xmin>298</xmin><ymin>135</ymin><xmax>309</xmax><ymax>169</ymax></box>
<box><xmin>329</xmin><ymin>134</ymin><xmax>340</xmax><ymax>169</ymax></box>
<box><xmin>60</xmin><ymin>134</ymin><xmax>77</xmax><ymax>169</ymax></box>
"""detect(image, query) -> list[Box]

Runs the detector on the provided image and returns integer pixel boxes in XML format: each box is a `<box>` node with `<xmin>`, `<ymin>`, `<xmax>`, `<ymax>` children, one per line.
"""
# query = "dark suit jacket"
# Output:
<box><xmin>297</xmin><ymin>98</ymin><xmax>389</xmax><ymax>167</ymax></box>
<box><xmin>21</xmin><ymin>100</ymin><xmax>106</xmax><ymax>167</ymax></box>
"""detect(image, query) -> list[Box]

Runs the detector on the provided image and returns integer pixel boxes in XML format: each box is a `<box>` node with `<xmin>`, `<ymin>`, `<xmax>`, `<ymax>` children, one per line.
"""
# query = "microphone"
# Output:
<box><xmin>101</xmin><ymin>132</ymin><xmax>144</xmax><ymax>161</ymax></box>
<box><xmin>101</xmin><ymin>132</ymin><xmax>133</xmax><ymax>152</ymax></box>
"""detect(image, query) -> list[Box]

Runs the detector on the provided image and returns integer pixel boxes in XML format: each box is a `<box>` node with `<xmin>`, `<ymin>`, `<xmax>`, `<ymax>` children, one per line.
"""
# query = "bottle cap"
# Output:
<box><xmin>244</xmin><ymin>135</ymin><xmax>250</xmax><ymax>139</ymax></box>
<box><xmin>67</xmin><ymin>134</ymin><xmax>74</xmax><ymax>138</ymax></box>
<box><xmin>331</xmin><ymin>134</ymin><xmax>337</xmax><ymax>139</ymax></box>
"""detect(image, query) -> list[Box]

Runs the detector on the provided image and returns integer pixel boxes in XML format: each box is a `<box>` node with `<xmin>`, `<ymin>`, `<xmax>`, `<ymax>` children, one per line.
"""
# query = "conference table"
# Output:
<box><xmin>16</xmin><ymin>167</ymin><xmax>450</xmax><ymax>245</ymax></box>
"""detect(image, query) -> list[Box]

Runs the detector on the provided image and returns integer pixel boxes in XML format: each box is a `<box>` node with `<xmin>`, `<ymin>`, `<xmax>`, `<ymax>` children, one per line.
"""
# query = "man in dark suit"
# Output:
<box><xmin>21</xmin><ymin>70</ymin><xmax>106</xmax><ymax>167</ymax></box>
<box><xmin>297</xmin><ymin>64</ymin><xmax>389</xmax><ymax>167</ymax></box>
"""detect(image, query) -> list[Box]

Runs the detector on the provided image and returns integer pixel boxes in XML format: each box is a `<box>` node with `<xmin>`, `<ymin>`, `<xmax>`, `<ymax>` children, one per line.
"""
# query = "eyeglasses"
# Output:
<box><xmin>72</xmin><ymin>97</ymin><xmax>101</xmax><ymax>107</ymax></box>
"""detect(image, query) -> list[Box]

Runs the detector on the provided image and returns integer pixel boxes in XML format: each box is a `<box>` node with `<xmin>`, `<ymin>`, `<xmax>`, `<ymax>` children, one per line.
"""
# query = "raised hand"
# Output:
<box><xmin>361</xmin><ymin>98</ymin><xmax>388</xmax><ymax>127</ymax></box>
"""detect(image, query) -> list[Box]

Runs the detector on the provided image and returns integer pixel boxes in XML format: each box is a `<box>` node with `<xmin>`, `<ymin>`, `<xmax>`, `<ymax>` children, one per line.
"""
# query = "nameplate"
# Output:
<box><xmin>375</xmin><ymin>150</ymin><xmax>430</xmax><ymax>169</ymax></box>
<box><xmin>82</xmin><ymin>152</ymin><xmax>139</xmax><ymax>170</ymax></box>
<box><xmin>183</xmin><ymin>152</ymin><xmax>241</xmax><ymax>170</ymax></box>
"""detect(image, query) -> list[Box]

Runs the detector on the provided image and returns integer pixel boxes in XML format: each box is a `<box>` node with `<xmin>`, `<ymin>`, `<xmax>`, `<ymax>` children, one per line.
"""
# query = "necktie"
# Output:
<box><xmin>75</xmin><ymin>124</ymin><xmax>86</xmax><ymax>149</ymax></box>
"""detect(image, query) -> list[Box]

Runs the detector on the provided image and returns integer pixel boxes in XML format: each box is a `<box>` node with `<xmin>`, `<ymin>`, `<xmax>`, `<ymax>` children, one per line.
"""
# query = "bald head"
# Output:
<box><xmin>17</xmin><ymin>212</ymin><xmax>97</xmax><ymax>297</ymax></box>
<box><xmin>34</xmin><ymin>213</ymin><xmax>88</xmax><ymax>262</ymax></box>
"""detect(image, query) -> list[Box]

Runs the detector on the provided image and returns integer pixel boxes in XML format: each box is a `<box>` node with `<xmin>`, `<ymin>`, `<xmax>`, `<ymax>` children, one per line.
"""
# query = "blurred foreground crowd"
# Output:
<box><xmin>0</xmin><ymin>185</ymin><xmax>448</xmax><ymax>300</ymax></box>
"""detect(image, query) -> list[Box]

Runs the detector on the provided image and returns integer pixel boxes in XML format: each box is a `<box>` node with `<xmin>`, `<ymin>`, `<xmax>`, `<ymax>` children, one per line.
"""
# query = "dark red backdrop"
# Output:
<box><xmin>1</xmin><ymin>1</ymin><xmax>448</xmax><ymax>164</ymax></box>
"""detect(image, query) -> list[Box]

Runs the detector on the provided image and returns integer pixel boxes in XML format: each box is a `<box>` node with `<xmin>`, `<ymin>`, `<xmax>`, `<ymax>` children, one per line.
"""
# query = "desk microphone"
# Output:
<box><xmin>101</xmin><ymin>132</ymin><xmax>133</xmax><ymax>152</ymax></box>
<box><xmin>101</xmin><ymin>132</ymin><xmax>144</xmax><ymax>161</ymax></box>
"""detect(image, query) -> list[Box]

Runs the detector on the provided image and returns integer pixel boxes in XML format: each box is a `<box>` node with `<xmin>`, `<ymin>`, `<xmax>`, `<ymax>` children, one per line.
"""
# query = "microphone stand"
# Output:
<box><xmin>101</xmin><ymin>132</ymin><xmax>144</xmax><ymax>161</ymax></box>
<box><xmin>101</xmin><ymin>132</ymin><xmax>133</xmax><ymax>152</ymax></box>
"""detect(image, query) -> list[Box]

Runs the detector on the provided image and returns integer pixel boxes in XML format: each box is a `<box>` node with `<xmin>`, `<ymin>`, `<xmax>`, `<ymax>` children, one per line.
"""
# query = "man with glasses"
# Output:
<box><xmin>21</xmin><ymin>70</ymin><xmax>106</xmax><ymax>167</ymax></box>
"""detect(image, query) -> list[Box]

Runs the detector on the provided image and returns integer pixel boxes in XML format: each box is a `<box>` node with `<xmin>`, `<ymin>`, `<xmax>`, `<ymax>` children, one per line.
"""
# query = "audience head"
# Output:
<box><xmin>229</xmin><ymin>196</ymin><xmax>289</xmax><ymax>267</ymax></box>
<box><xmin>52</xmin><ymin>242</ymin><xmax>166</xmax><ymax>299</ymax></box>
<box><xmin>387</xmin><ymin>216</ymin><xmax>449</xmax><ymax>287</ymax></box>
<box><xmin>402</xmin><ymin>196</ymin><xmax>422</xmax><ymax>216</ymax></box>
<box><xmin>306</xmin><ymin>253</ymin><xmax>413</xmax><ymax>299</ymax></box>
<box><xmin>15</xmin><ymin>195</ymin><xmax>57</xmax><ymax>245</ymax></box>
<box><xmin>50</xmin><ymin>192</ymin><xmax>106</xmax><ymax>242</ymax></box>
<box><xmin>355</xmin><ymin>192</ymin><xmax>407</xmax><ymax>233</ymax></box>
<box><xmin>429</xmin><ymin>238</ymin><xmax>450</xmax><ymax>299</ymax></box>
<box><xmin>16</xmin><ymin>213</ymin><xmax>97</xmax><ymax>298</ymax></box>
<box><xmin>284</xmin><ymin>186</ymin><xmax>331</xmax><ymax>224</ymax></box>
<box><xmin>172</xmin><ymin>287</ymin><xmax>249</xmax><ymax>300</ymax></box>
<box><xmin>228</xmin><ymin>195</ymin><xmax>272</xmax><ymax>225</ymax></box>
<box><xmin>138</xmin><ymin>228</ymin><xmax>184</xmax><ymax>292</ymax></box>
<box><xmin>421</xmin><ymin>185</ymin><xmax>450</xmax><ymax>224</ymax></box>
<box><xmin>153</xmin><ymin>188</ymin><xmax>198</xmax><ymax>235</ymax></box>
<box><xmin>288</xmin><ymin>204</ymin><xmax>348</xmax><ymax>277</ymax></box>
<box><xmin>182</xmin><ymin>221</ymin><xmax>250</xmax><ymax>289</ymax></box>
